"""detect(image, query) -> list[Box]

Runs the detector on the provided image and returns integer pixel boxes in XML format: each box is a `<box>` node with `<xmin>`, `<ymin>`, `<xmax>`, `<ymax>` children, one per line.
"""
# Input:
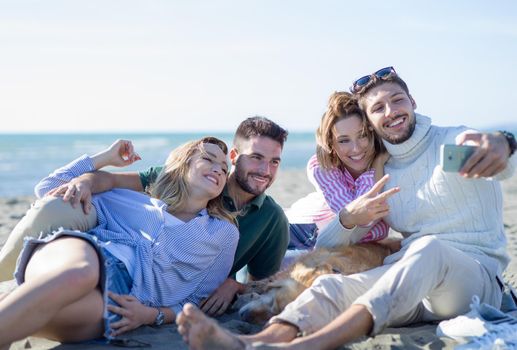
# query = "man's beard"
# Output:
<box><xmin>233</xmin><ymin>157</ymin><xmax>272</xmax><ymax>196</ymax></box>
<box><xmin>379</xmin><ymin>113</ymin><xmax>416</xmax><ymax>145</ymax></box>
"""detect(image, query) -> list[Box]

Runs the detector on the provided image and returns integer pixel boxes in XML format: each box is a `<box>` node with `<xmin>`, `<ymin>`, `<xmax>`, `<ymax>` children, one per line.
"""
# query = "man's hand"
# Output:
<box><xmin>200</xmin><ymin>278</ymin><xmax>244</xmax><ymax>316</ymax></box>
<box><xmin>46</xmin><ymin>175</ymin><xmax>94</xmax><ymax>214</ymax></box>
<box><xmin>457</xmin><ymin>132</ymin><xmax>510</xmax><ymax>178</ymax></box>
<box><xmin>107</xmin><ymin>292</ymin><xmax>157</xmax><ymax>336</ymax></box>
<box><xmin>91</xmin><ymin>139</ymin><xmax>141</xmax><ymax>170</ymax></box>
<box><xmin>339</xmin><ymin>175</ymin><xmax>399</xmax><ymax>229</ymax></box>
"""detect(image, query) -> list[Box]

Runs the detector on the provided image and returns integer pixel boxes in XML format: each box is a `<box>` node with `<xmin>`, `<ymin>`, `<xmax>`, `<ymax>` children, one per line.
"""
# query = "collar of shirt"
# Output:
<box><xmin>221</xmin><ymin>185</ymin><xmax>266</xmax><ymax>212</ymax></box>
<box><xmin>152</xmin><ymin>197</ymin><xmax>209</xmax><ymax>218</ymax></box>
<box><xmin>339</xmin><ymin>166</ymin><xmax>375</xmax><ymax>189</ymax></box>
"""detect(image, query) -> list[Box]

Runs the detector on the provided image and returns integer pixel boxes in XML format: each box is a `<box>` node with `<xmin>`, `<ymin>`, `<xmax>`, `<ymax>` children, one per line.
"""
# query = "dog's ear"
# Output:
<box><xmin>245</xmin><ymin>279</ymin><xmax>271</xmax><ymax>294</ymax></box>
<box><xmin>315</xmin><ymin>262</ymin><xmax>334</xmax><ymax>274</ymax></box>
<box><xmin>231</xmin><ymin>292</ymin><xmax>261</xmax><ymax>310</ymax></box>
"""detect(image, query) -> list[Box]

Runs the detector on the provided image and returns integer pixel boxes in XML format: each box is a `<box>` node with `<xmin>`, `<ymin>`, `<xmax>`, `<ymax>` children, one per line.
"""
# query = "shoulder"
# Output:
<box><xmin>307</xmin><ymin>154</ymin><xmax>320</xmax><ymax>171</ymax></box>
<box><xmin>261</xmin><ymin>195</ymin><xmax>288</xmax><ymax>221</ymax></box>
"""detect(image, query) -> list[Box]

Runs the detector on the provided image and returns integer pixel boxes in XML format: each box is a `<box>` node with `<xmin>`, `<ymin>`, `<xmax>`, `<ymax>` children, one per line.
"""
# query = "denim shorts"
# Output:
<box><xmin>288</xmin><ymin>223</ymin><xmax>318</xmax><ymax>250</ymax></box>
<box><xmin>14</xmin><ymin>228</ymin><xmax>133</xmax><ymax>344</ymax></box>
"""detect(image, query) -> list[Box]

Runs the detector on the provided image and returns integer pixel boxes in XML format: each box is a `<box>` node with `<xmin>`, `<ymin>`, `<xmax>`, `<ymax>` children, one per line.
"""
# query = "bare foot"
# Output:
<box><xmin>177</xmin><ymin>303</ymin><xmax>248</xmax><ymax>350</ymax></box>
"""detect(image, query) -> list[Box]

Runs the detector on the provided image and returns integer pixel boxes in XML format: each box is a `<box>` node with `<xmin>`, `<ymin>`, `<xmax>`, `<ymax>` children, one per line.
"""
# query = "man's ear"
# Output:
<box><xmin>229</xmin><ymin>147</ymin><xmax>239</xmax><ymax>165</ymax></box>
<box><xmin>409</xmin><ymin>95</ymin><xmax>417</xmax><ymax>109</ymax></box>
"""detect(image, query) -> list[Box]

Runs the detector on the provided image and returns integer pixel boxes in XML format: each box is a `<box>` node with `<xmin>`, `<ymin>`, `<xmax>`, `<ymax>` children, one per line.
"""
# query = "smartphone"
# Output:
<box><xmin>440</xmin><ymin>144</ymin><xmax>476</xmax><ymax>172</ymax></box>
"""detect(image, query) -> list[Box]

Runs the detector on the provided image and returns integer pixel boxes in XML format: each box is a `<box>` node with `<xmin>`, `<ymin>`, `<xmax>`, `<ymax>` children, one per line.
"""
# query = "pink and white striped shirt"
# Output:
<box><xmin>307</xmin><ymin>155</ymin><xmax>389</xmax><ymax>242</ymax></box>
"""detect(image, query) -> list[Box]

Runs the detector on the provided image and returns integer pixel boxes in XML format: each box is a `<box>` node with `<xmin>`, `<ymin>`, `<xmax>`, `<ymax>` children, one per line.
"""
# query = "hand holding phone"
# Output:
<box><xmin>440</xmin><ymin>144</ymin><xmax>477</xmax><ymax>172</ymax></box>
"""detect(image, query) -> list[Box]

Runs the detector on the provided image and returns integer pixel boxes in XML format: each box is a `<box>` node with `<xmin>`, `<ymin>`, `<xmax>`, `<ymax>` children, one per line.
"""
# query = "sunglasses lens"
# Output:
<box><xmin>351</xmin><ymin>67</ymin><xmax>396</xmax><ymax>93</ymax></box>
<box><xmin>375</xmin><ymin>67</ymin><xmax>393</xmax><ymax>79</ymax></box>
<box><xmin>355</xmin><ymin>76</ymin><xmax>371</xmax><ymax>88</ymax></box>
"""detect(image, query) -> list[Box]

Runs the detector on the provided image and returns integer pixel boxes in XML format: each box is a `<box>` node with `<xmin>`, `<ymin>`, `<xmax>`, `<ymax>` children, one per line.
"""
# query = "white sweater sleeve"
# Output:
<box><xmin>315</xmin><ymin>216</ymin><xmax>371</xmax><ymax>248</ymax></box>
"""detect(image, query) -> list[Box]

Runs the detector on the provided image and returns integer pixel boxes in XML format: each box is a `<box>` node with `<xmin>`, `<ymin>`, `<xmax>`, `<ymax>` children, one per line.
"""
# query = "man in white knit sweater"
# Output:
<box><xmin>176</xmin><ymin>68</ymin><xmax>516</xmax><ymax>350</ymax></box>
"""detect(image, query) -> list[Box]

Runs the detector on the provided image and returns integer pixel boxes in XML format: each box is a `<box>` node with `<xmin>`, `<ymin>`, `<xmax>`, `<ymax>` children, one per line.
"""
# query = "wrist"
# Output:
<box><xmin>90</xmin><ymin>151</ymin><xmax>110</xmax><ymax>170</ymax></box>
<box><xmin>227</xmin><ymin>278</ymin><xmax>245</xmax><ymax>293</ymax></box>
<box><xmin>338</xmin><ymin>208</ymin><xmax>356</xmax><ymax>229</ymax></box>
<box><xmin>499</xmin><ymin>130</ymin><xmax>516</xmax><ymax>157</ymax></box>
<box><xmin>151</xmin><ymin>307</ymin><xmax>165</xmax><ymax>326</ymax></box>
<box><xmin>145</xmin><ymin>307</ymin><xmax>158</xmax><ymax>325</ymax></box>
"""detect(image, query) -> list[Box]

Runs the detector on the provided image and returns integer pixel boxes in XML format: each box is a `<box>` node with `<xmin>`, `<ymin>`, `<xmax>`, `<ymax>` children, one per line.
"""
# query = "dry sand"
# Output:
<box><xmin>1</xmin><ymin>169</ymin><xmax>516</xmax><ymax>349</ymax></box>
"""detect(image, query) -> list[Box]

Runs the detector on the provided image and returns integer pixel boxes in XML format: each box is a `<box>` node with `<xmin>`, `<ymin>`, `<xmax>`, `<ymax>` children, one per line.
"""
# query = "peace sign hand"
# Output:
<box><xmin>338</xmin><ymin>174</ymin><xmax>400</xmax><ymax>229</ymax></box>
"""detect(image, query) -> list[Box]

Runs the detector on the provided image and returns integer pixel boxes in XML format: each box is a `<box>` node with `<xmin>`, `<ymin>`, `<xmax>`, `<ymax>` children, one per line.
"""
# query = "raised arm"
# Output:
<box><xmin>316</xmin><ymin>175</ymin><xmax>399</xmax><ymax>248</ymax></box>
<box><xmin>458</xmin><ymin>131</ymin><xmax>515</xmax><ymax>179</ymax></box>
<box><xmin>371</xmin><ymin>152</ymin><xmax>390</xmax><ymax>184</ymax></box>
<box><xmin>307</xmin><ymin>155</ymin><xmax>376</xmax><ymax>214</ymax></box>
<box><xmin>36</xmin><ymin>139</ymin><xmax>144</xmax><ymax>213</ymax></box>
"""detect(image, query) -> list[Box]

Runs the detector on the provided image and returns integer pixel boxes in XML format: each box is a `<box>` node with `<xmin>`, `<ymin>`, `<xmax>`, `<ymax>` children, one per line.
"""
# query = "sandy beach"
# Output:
<box><xmin>1</xmin><ymin>169</ymin><xmax>516</xmax><ymax>349</ymax></box>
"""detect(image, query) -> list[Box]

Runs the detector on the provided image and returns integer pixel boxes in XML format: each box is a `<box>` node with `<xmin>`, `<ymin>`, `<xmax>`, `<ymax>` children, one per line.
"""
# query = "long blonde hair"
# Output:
<box><xmin>149</xmin><ymin>137</ymin><xmax>235</xmax><ymax>224</ymax></box>
<box><xmin>315</xmin><ymin>91</ymin><xmax>383</xmax><ymax>170</ymax></box>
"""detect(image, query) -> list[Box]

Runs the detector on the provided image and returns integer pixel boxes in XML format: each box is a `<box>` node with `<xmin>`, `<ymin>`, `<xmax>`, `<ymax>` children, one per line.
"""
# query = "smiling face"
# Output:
<box><xmin>331</xmin><ymin>115</ymin><xmax>375</xmax><ymax>178</ymax></box>
<box><xmin>230</xmin><ymin>136</ymin><xmax>282</xmax><ymax>197</ymax></box>
<box><xmin>360</xmin><ymin>82</ymin><xmax>417</xmax><ymax>144</ymax></box>
<box><xmin>186</xmin><ymin>143</ymin><xmax>229</xmax><ymax>200</ymax></box>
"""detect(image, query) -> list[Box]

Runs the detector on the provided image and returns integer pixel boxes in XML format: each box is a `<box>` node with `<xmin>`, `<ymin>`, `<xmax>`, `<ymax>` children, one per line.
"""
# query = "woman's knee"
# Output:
<box><xmin>58</xmin><ymin>264</ymin><xmax>100</xmax><ymax>291</ymax></box>
<box><xmin>26</xmin><ymin>238</ymin><xmax>101</xmax><ymax>290</ymax></box>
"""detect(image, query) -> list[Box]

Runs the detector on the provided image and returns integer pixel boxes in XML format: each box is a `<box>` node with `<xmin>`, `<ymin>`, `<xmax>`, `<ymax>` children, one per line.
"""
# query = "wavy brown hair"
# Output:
<box><xmin>315</xmin><ymin>91</ymin><xmax>384</xmax><ymax>170</ymax></box>
<box><xmin>149</xmin><ymin>137</ymin><xmax>235</xmax><ymax>224</ymax></box>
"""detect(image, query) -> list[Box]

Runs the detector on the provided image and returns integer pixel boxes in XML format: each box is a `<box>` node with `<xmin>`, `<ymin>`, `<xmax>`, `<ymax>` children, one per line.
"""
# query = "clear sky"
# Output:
<box><xmin>1</xmin><ymin>0</ymin><xmax>516</xmax><ymax>133</ymax></box>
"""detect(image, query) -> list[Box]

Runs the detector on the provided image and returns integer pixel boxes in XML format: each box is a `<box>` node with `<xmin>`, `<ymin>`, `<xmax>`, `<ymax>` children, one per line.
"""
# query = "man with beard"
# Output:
<box><xmin>0</xmin><ymin>116</ymin><xmax>290</xmax><ymax>317</ymax></box>
<box><xmin>174</xmin><ymin>68</ymin><xmax>516</xmax><ymax>350</ymax></box>
<box><xmin>138</xmin><ymin>117</ymin><xmax>290</xmax><ymax>316</ymax></box>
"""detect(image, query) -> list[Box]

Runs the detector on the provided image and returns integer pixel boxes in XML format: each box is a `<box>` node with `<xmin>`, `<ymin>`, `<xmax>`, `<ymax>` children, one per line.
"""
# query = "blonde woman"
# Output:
<box><xmin>0</xmin><ymin>137</ymin><xmax>238</xmax><ymax>347</ymax></box>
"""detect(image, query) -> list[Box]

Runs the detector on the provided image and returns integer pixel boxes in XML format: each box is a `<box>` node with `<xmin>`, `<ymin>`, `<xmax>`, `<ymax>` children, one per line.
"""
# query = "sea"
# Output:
<box><xmin>0</xmin><ymin>133</ymin><xmax>317</xmax><ymax>197</ymax></box>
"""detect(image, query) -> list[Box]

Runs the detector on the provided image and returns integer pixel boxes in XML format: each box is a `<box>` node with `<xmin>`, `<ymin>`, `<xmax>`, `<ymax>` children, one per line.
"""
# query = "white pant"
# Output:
<box><xmin>0</xmin><ymin>196</ymin><xmax>97</xmax><ymax>281</ymax></box>
<box><xmin>270</xmin><ymin>236</ymin><xmax>503</xmax><ymax>335</ymax></box>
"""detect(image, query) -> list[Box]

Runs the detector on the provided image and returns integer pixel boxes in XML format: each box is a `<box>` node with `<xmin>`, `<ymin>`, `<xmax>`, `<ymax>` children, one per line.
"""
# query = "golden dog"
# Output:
<box><xmin>234</xmin><ymin>242</ymin><xmax>395</xmax><ymax>324</ymax></box>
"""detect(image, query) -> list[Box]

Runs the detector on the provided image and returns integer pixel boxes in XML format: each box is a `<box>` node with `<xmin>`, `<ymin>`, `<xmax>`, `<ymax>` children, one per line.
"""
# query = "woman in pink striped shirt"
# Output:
<box><xmin>308</xmin><ymin>91</ymin><xmax>390</xmax><ymax>242</ymax></box>
<box><xmin>286</xmin><ymin>92</ymin><xmax>390</xmax><ymax>252</ymax></box>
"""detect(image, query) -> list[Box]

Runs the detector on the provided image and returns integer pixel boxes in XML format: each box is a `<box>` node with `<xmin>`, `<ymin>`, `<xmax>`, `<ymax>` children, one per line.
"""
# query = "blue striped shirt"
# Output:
<box><xmin>35</xmin><ymin>155</ymin><xmax>239</xmax><ymax>314</ymax></box>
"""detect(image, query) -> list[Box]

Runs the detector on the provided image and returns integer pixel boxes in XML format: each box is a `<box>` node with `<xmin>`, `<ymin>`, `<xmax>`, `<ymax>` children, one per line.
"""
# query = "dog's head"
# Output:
<box><xmin>237</xmin><ymin>278</ymin><xmax>304</xmax><ymax>324</ymax></box>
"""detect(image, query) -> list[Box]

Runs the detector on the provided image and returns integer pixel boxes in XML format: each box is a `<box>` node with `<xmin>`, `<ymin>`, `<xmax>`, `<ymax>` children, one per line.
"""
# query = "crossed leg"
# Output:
<box><xmin>0</xmin><ymin>237</ymin><xmax>104</xmax><ymax>347</ymax></box>
<box><xmin>177</xmin><ymin>303</ymin><xmax>298</xmax><ymax>349</ymax></box>
<box><xmin>176</xmin><ymin>236</ymin><xmax>500</xmax><ymax>350</ymax></box>
<box><xmin>176</xmin><ymin>302</ymin><xmax>373</xmax><ymax>350</ymax></box>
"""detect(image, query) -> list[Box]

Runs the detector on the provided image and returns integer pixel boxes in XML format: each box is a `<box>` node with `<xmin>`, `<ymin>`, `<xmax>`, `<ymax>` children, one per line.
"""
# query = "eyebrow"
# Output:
<box><xmin>249</xmin><ymin>152</ymin><xmax>281</xmax><ymax>162</ymax></box>
<box><xmin>391</xmin><ymin>92</ymin><xmax>406</xmax><ymax>98</ymax></box>
<box><xmin>336</xmin><ymin>131</ymin><xmax>363</xmax><ymax>139</ymax></box>
<box><xmin>206</xmin><ymin>151</ymin><xmax>228</xmax><ymax>170</ymax></box>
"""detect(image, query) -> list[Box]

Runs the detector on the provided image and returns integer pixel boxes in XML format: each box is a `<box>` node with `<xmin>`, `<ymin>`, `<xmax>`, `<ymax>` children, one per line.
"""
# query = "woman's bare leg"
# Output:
<box><xmin>35</xmin><ymin>287</ymin><xmax>104</xmax><ymax>342</ymax></box>
<box><xmin>0</xmin><ymin>237</ymin><xmax>104</xmax><ymax>346</ymax></box>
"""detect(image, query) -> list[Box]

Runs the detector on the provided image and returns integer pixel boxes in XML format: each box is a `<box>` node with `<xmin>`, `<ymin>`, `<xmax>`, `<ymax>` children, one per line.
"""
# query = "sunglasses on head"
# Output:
<box><xmin>350</xmin><ymin>66</ymin><xmax>397</xmax><ymax>94</ymax></box>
